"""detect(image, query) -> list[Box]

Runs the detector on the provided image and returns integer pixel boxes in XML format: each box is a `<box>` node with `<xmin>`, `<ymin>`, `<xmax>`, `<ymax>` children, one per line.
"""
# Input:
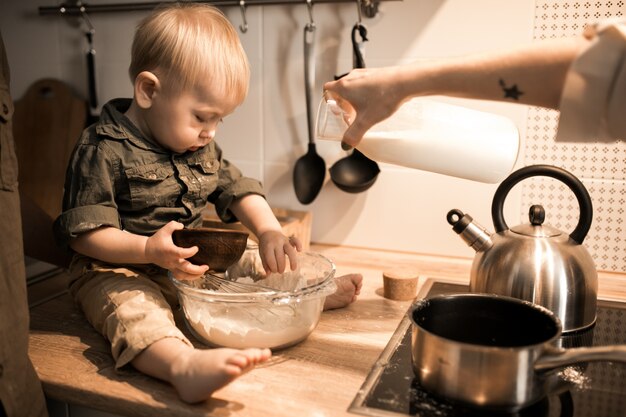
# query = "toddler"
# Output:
<box><xmin>54</xmin><ymin>3</ymin><xmax>360</xmax><ymax>404</ymax></box>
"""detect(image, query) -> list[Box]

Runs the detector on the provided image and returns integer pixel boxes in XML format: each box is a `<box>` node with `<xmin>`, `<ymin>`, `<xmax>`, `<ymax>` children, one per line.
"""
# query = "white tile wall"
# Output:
<box><xmin>1</xmin><ymin>0</ymin><xmax>622</xmax><ymax>272</ymax></box>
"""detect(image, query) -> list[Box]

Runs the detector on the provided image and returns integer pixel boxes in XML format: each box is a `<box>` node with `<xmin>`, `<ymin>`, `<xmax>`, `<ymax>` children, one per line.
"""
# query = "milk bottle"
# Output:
<box><xmin>316</xmin><ymin>97</ymin><xmax>520</xmax><ymax>184</ymax></box>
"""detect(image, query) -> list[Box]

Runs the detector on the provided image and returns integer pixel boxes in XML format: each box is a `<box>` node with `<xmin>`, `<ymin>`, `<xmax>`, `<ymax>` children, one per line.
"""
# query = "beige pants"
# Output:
<box><xmin>68</xmin><ymin>255</ymin><xmax>193</xmax><ymax>368</ymax></box>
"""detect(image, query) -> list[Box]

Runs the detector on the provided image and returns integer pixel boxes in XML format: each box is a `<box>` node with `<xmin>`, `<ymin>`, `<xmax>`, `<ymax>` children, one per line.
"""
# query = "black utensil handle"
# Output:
<box><xmin>351</xmin><ymin>23</ymin><xmax>367</xmax><ymax>69</ymax></box>
<box><xmin>491</xmin><ymin>164</ymin><xmax>593</xmax><ymax>244</ymax></box>
<box><xmin>304</xmin><ymin>23</ymin><xmax>316</xmax><ymax>144</ymax></box>
<box><xmin>86</xmin><ymin>49</ymin><xmax>97</xmax><ymax>109</ymax></box>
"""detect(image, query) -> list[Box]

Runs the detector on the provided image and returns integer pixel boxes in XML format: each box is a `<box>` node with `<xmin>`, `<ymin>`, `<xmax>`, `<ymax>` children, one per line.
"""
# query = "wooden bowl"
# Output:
<box><xmin>172</xmin><ymin>228</ymin><xmax>249</xmax><ymax>272</ymax></box>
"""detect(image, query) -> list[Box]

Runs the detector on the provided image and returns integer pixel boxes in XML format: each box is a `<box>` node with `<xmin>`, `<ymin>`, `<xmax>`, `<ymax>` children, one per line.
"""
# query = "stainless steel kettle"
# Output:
<box><xmin>447</xmin><ymin>165</ymin><xmax>597</xmax><ymax>333</ymax></box>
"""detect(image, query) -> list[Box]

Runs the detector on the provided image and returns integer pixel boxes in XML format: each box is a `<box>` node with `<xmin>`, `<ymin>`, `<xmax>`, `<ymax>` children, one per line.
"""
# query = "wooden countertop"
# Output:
<box><xmin>28</xmin><ymin>244</ymin><xmax>626</xmax><ymax>417</ymax></box>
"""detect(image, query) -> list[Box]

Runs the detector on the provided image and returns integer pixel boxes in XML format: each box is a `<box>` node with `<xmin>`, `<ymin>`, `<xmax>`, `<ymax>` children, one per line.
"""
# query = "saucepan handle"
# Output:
<box><xmin>491</xmin><ymin>164</ymin><xmax>593</xmax><ymax>244</ymax></box>
<box><xmin>535</xmin><ymin>345</ymin><xmax>626</xmax><ymax>373</ymax></box>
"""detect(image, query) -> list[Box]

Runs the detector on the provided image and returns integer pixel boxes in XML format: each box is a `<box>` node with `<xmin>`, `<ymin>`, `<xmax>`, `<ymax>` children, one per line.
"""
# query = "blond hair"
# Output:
<box><xmin>129</xmin><ymin>3</ymin><xmax>249</xmax><ymax>102</ymax></box>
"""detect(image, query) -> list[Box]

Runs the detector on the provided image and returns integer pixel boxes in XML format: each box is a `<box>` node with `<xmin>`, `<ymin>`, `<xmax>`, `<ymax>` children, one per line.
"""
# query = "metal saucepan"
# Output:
<box><xmin>410</xmin><ymin>293</ymin><xmax>626</xmax><ymax>410</ymax></box>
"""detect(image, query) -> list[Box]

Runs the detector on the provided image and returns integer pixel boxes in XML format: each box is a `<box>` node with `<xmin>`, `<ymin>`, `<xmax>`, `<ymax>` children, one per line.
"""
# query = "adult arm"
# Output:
<box><xmin>324</xmin><ymin>36</ymin><xmax>589</xmax><ymax>147</ymax></box>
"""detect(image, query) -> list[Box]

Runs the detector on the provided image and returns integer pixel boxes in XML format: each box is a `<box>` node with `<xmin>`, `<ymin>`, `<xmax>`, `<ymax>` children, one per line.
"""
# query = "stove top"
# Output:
<box><xmin>349</xmin><ymin>280</ymin><xmax>626</xmax><ymax>417</ymax></box>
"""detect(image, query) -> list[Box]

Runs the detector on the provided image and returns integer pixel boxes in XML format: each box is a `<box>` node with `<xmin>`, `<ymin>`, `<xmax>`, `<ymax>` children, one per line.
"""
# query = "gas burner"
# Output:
<box><xmin>349</xmin><ymin>280</ymin><xmax>626</xmax><ymax>417</ymax></box>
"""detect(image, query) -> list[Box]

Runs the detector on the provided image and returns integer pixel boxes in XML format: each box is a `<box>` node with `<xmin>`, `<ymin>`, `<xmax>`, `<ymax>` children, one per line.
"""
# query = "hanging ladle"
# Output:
<box><xmin>293</xmin><ymin>0</ymin><xmax>326</xmax><ymax>204</ymax></box>
<box><xmin>328</xmin><ymin>22</ymin><xmax>380</xmax><ymax>194</ymax></box>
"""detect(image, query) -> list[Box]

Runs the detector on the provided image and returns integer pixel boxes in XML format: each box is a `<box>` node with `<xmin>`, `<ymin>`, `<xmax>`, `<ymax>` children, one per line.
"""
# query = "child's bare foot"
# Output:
<box><xmin>324</xmin><ymin>273</ymin><xmax>363</xmax><ymax>310</ymax></box>
<box><xmin>170</xmin><ymin>347</ymin><xmax>272</xmax><ymax>403</ymax></box>
<box><xmin>132</xmin><ymin>338</ymin><xmax>271</xmax><ymax>404</ymax></box>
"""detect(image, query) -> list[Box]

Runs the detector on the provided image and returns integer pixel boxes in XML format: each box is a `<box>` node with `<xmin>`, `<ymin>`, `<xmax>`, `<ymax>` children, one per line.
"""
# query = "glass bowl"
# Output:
<box><xmin>171</xmin><ymin>246</ymin><xmax>337</xmax><ymax>349</ymax></box>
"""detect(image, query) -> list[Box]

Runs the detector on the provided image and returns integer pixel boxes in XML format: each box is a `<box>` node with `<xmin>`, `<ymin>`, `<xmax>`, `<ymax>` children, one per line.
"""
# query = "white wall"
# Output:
<box><xmin>0</xmin><ymin>0</ymin><xmax>550</xmax><ymax>261</ymax></box>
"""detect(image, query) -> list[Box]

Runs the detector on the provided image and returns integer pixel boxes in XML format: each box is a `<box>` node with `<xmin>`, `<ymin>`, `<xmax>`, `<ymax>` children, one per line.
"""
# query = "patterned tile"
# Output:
<box><xmin>520</xmin><ymin>176</ymin><xmax>625</xmax><ymax>271</ymax></box>
<box><xmin>526</xmin><ymin>107</ymin><xmax>626</xmax><ymax>180</ymax></box>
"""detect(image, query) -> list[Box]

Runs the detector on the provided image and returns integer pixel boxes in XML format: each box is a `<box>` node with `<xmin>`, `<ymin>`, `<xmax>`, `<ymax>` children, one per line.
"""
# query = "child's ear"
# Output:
<box><xmin>133</xmin><ymin>71</ymin><xmax>161</xmax><ymax>109</ymax></box>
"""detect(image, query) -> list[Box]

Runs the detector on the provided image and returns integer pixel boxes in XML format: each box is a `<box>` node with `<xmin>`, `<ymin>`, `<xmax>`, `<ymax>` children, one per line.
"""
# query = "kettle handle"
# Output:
<box><xmin>491</xmin><ymin>165</ymin><xmax>593</xmax><ymax>244</ymax></box>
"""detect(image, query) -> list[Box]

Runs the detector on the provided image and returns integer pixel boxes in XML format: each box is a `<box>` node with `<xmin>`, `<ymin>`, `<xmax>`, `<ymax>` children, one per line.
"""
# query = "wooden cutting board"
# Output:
<box><xmin>13</xmin><ymin>78</ymin><xmax>87</xmax><ymax>219</ymax></box>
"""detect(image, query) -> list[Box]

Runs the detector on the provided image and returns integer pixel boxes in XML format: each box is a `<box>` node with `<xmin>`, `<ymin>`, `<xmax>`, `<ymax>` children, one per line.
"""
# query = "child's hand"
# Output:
<box><xmin>145</xmin><ymin>221</ymin><xmax>209</xmax><ymax>280</ymax></box>
<box><xmin>257</xmin><ymin>231</ymin><xmax>302</xmax><ymax>274</ymax></box>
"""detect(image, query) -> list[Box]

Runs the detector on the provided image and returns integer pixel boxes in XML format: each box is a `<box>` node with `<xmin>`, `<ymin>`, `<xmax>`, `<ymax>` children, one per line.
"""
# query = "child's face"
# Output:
<box><xmin>146</xmin><ymin>80</ymin><xmax>240</xmax><ymax>154</ymax></box>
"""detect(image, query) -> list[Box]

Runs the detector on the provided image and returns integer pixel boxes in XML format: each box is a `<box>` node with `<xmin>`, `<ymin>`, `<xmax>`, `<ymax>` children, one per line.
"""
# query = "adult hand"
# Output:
<box><xmin>323</xmin><ymin>67</ymin><xmax>407</xmax><ymax>148</ymax></box>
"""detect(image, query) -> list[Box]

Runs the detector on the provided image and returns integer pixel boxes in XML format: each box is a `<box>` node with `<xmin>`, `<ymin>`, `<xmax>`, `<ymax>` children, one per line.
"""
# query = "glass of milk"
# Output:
<box><xmin>316</xmin><ymin>95</ymin><xmax>520</xmax><ymax>184</ymax></box>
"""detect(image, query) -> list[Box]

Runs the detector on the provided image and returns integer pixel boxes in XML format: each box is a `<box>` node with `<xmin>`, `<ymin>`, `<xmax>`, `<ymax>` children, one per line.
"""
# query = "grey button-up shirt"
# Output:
<box><xmin>54</xmin><ymin>98</ymin><xmax>264</xmax><ymax>247</ymax></box>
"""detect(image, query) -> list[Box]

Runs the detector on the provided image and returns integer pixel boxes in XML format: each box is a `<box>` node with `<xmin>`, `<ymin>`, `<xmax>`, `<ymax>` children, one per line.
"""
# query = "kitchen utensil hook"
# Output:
<box><xmin>306</xmin><ymin>0</ymin><xmax>315</xmax><ymax>29</ymax></box>
<box><xmin>239</xmin><ymin>0</ymin><xmax>248</xmax><ymax>33</ymax></box>
<box><xmin>361</xmin><ymin>0</ymin><xmax>379</xmax><ymax>18</ymax></box>
<box><xmin>79</xmin><ymin>4</ymin><xmax>95</xmax><ymax>40</ymax></box>
<box><xmin>355</xmin><ymin>0</ymin><xmax>363</xmax><ymax>24</ymax></box>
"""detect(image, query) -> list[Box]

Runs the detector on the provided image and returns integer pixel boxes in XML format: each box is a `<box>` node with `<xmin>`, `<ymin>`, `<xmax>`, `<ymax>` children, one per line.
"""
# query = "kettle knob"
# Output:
<box><xmin>491</xmin><ymin>165</ymin><xmax>593</xmax><ymax>244</ymax></box>
<box><xmin>529</xmin><ymin>205</ymin><xmax>545</xmax><ymax>225</ymax></box>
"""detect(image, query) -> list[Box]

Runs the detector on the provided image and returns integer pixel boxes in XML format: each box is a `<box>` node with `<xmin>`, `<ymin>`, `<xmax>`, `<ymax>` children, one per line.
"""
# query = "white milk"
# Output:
<box><xmin>317</xmin><ymin>98</ymin><xmax>520</xmax><ymax>184</ymax></box>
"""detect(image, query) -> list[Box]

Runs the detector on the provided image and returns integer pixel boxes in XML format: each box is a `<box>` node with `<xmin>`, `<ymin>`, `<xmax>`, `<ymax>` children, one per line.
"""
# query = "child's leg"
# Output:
<box><xmin>132</xmin><ymin>338</ymin><xmax>271</xmax><ymax>403</ymax></box>
<box><xmin>324</xmin><ymin>273</ymin><xmax>363</xmax><ymax>310</ymax></box>
<box><xmin>69</xmin><ymin>261</ymin><xmax>270</xmax><ymax>403</ymax></box>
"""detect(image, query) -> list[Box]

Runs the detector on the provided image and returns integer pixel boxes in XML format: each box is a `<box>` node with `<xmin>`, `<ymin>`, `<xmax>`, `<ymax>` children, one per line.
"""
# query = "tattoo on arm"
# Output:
<box><xmin>499</xmin><ymin>79</ymin><xmax>524</xmax><ymax>101</ymax></box>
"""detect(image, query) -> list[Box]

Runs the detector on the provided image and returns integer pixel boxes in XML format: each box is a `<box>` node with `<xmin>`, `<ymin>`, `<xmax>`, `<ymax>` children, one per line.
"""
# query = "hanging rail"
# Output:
<box><xmin>39</xmin><ymin>0</ymin><xmax>400</xmax><ymax>17</ymax></box>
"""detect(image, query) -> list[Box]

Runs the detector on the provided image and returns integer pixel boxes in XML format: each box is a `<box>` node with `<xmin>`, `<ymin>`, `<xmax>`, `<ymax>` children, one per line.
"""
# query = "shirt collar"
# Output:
<box><xmin>95</xmin><ymin>98</ymin><xmax>168</xmax><ymax>154</ymax></box>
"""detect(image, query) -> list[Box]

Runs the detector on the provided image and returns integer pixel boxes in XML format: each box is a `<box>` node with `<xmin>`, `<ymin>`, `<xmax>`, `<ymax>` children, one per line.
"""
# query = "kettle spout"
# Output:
<box><xmin>446</xmin><ymin>209</ymin><xmax>493</xmax><ymax>252</ymax></box>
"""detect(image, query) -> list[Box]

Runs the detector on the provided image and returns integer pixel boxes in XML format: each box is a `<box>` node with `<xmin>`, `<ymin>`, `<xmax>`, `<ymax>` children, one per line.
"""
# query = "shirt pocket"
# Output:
<box><xmin>0</xmin><ymin>85</ymin><xmax>17</xmax><ymax>191</ymax></box>
<box><xmin>125</xmin><ymin>164</ymin><xmax>180</xmax><ymax>210</ymax></box>
<box><xmin>188</xmin><ymin>155</ymin><xmax>220</xmax><ymax>199</ymax></box>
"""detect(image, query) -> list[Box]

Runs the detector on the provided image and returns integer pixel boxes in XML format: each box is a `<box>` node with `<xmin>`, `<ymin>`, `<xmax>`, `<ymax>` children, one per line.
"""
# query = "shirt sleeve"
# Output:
<box><xmin>208</xmin><ymin>145</ymin><xmax>265</xmax><ymax>223</ymax></box>
<box><xmin>556</xmin><ymin>18</ymin><xmax>626</xmax><ymax>143</ymax></box>
<box><xmin>53</xmin><ymin>140</ymin><xmax>121</xmax><ymax>247</ymax></box>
